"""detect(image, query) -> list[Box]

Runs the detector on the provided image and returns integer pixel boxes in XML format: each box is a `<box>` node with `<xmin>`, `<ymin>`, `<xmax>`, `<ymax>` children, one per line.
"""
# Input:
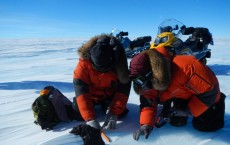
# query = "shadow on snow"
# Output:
<box><xmin>0</xmin><ymin>81</ymin><xmax>74</xmax><ymax>93</ymax></box>
<box><xmin>208</xmin><ymin>64</ymin><xmax>230</xmax><ymax>76</ymax></box>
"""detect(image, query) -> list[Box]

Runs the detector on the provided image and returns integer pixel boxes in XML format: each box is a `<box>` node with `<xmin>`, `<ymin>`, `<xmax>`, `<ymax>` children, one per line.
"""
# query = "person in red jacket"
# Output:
<box><xmin>73</xmin><ymin>34</ymin><xmax>131</xmax><ymax>131</ymax></box>
<box><xmin>129</xmin><ymin>47</ymin><xmax>225</xmax><ymax>141</ymax></box>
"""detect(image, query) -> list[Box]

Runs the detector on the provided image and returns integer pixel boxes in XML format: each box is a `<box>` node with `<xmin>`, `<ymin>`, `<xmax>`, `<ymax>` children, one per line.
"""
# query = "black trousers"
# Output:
<box><xmin>169</xmin><ymin>99</ymin><xmax>189</xmax><ymax>127</ymax></box>
<box><xmin>192</xmin><ymin>93</ymin><xmax>226</xmax><ymax>132</ymax></box>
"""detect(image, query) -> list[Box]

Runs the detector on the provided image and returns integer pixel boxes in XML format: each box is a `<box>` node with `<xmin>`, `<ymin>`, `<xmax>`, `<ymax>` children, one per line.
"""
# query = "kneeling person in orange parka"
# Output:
<box><xmin>73</xmin><ymin>34</ymin><xmax>131</xmax><ymax>132</ymax></box>
<box><xmin>129</xmin><ymin>47</ymin><xmax>225</xmax><ymax>141</ymax></box>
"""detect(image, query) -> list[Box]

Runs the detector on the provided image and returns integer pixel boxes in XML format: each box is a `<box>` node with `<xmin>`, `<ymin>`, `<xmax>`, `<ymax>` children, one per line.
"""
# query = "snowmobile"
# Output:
<box><xmin>111</xmin><ymin>28</ymin><xmax>152</xmax><ymax>58</ymax></box>
<box><xmin>151</xmin><ymin>19</ymin><xmax>214</xmax><ymax>64</ymax></box>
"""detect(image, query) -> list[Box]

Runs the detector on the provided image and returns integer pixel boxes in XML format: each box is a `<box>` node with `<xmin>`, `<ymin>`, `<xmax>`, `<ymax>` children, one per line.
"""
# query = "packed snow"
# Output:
<box><xmin>0</xmin><ymin>38</ymin><xmax>229</xmax><ymax>145</ymax></box>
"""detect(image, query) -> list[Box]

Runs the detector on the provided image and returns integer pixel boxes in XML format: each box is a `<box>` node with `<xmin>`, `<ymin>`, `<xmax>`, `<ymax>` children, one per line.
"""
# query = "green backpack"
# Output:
<box><xmin>32</xmin><ymin>88</ymin><xmax>60</xmax><ymax>131</ymax></box>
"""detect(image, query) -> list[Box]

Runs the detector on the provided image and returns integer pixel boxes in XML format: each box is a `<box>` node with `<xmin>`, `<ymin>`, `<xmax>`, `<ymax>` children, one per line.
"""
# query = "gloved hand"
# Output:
<box><xmin>133</xmin><ymin>125</ymin><xmax>153</xmax><ymax>141</ymax></box>
<box><xmin>86</xmin><ymin>119</ymin><xmax>101</xmax><ymax>130</ymax></box>
<box><xmin>102</xmin><ymin>109</ymin><xmax>117</xmax><ymax>130</ymax></box>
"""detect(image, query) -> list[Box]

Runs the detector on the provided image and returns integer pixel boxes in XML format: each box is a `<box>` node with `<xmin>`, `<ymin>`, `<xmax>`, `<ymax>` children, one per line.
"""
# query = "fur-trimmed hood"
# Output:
<box><xmin>146</xmin><ymin>49</ymin><xmax>171</xmax><ymax>91</ymax></box>
<box><xmin>130</xmin><ymin>49</ymin><xmax>171</xmax><ymax>91</ymax></box>
<box><xmin>77</xmin><ymin>34</ymin><xmax>130</xmax><ymax>84</ymax></box>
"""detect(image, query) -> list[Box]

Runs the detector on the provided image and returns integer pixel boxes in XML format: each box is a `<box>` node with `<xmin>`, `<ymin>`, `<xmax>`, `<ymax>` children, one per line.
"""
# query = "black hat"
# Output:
<box><xmin>90</xmin><ymin>41</ymin><xmax>115</xmax><ymax>72</ymax></box>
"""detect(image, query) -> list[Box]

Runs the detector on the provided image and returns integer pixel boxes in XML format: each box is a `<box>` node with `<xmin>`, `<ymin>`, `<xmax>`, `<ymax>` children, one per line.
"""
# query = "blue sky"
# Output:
<box><xmin>0</xmin><ymin>0</ymin><xmax>230</xmax><ymax>39</ymax></box>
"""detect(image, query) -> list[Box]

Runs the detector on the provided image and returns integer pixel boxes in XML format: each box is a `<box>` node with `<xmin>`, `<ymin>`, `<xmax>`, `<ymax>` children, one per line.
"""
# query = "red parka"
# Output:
<box><xmin>73</xmin><ymin>34</ymin><xmax>130</xmax><ymax>121</ymax></box>
<box><xmin>130</xmin><ymin>47</ymin><xmax>221</xmax><ymax>127</ymax></box>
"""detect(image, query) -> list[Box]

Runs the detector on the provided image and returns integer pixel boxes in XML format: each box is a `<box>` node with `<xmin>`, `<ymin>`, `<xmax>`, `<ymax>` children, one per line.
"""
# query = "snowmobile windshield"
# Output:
<box><xmin>111</xmin><ymin>28</ymin><xmax>121</xmax><ymax>37</ymax></box>
<box><xmin>157</xmin><ymin>19</ymin><xmax>184</xmax><ymax>39</ymax></box>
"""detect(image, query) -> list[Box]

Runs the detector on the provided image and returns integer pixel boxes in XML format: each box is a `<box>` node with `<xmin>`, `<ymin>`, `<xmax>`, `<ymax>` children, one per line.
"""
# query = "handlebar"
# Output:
<box><xmin>116</xmin><ymin>31</ymin><xmax>128</xmax><ymax>37</ymax></box>
<box><xmin>159</xmin><ymin>25</ymin><xmax>179</xmax><ymax>33</ymax></box>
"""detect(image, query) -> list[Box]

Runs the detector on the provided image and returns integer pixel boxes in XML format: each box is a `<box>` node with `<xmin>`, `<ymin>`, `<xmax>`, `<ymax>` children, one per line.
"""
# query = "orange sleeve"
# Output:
<box><xmin>73</xmin><ymin>60</ymin><xmax>96</xmax><ymax>121</ymax></box>
<box><xmin>140</xmin><ymin>107</ymin><xmax>157</xmax><ymax>127</ymax></box>
<box><xmin>76</xmin><ymin>94</ymin><xmax>96</xmax><ymax>121</ymax></box>
<box><xmin>109</xmin><ymin>92</ymin><xmax>128</xmax><ymax>116</ymax></box>
<box><xmin>139</xmin><ymin>90</ymin><xmax>158</xmax><ymax>127</ymax></box>
<box><xmin>73</xmin><ymin>59</ymin><xmax>90</xmax><ymax>83</ymax></box>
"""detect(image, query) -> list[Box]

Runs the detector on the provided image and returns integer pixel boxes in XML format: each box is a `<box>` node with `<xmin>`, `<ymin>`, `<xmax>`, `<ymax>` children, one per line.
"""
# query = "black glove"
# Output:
<box><xmin>70</xmin><ymin>124</ymin><xmax>105</xmax><ymax>145</ymax></box>
<box><xmin>133</xmin><ymin>125</ymin><xmax>153</xmax><ymax>141</ymax></box>
<box><xmin>102</xmin><ymin>109</ymin><xmax>117</xmax><ymax>130</ymax></box>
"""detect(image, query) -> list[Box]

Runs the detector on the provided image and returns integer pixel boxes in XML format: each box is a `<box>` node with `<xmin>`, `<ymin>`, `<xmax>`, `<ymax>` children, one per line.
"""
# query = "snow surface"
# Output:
<box><xmin>0</xmin><ymin>38</ymin><xmax>229</xmax><ymax>145</ymax></box>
